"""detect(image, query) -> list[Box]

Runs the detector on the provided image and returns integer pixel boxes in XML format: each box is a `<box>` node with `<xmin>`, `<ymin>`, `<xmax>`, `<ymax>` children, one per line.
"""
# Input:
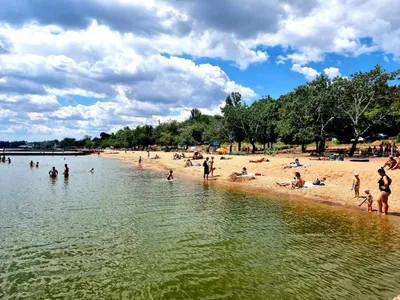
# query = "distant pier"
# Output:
<box><xmin>1</xmin><ymin>149</ymin><xmax>101</xmax><ymax>156</ymax></box>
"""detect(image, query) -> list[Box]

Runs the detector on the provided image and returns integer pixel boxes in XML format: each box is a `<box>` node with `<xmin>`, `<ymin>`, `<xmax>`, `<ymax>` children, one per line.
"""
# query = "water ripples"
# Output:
<box><xmin>1</xmin><ymin>156</ymin><xmax>400</xmax><ymax>299</ymax></box>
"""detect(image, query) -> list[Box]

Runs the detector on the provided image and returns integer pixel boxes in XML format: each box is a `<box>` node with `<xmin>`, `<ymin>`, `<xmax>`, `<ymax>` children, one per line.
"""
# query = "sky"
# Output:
<box><xmin>0</xmin><ymin>0</ymin><xmax>399</xmax><ymax>141</ymax></box>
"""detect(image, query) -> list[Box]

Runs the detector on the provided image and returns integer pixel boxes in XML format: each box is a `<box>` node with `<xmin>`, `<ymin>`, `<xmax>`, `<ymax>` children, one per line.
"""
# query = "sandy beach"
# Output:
<box><xmin>103</xmin><ymin>151</ymin><xmax>400</xmax><ymax>214</ymax></box>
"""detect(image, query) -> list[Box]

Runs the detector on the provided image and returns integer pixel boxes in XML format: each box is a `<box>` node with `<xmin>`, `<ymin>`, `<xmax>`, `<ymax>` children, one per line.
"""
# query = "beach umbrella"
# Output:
<box><xmin>151</xmin><ymin>144</ymin><xmax>158</xmax><ymax>150</ymax></box>
<box><xmin>216</xmin><ymin>147</ymin><xmax>228</xmax><ymax>153</ymax></box>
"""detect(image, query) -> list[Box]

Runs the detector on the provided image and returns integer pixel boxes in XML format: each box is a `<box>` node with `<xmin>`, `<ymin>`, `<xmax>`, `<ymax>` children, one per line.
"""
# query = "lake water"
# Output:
<box><xmin>1</xmin><ymin>156</ymin><xmax>400</xmax><ymax>300</ymax></box>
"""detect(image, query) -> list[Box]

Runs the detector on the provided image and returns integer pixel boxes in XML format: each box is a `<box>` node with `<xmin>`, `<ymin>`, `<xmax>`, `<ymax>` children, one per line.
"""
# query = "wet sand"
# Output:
<box><xmin>102</xmin><ymin>151</ymin><xmax>400</xmax><ymax>214</ymax></box>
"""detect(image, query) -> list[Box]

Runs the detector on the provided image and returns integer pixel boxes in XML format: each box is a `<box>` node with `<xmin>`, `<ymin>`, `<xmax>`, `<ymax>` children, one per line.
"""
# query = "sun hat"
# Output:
<box><xmin>364</xmin><ymin>188</ymin><xmax>369</xmax><ymax>192</ymax></box>
<box><xmin>354</xmin><ymin>172</ymin><xmax>359</xmax><ymax>176</ymax></box>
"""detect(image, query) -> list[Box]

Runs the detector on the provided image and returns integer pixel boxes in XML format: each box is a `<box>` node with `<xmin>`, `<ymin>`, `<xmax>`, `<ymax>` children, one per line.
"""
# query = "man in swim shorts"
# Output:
<box><xmin>203</xmin><ymin>157</ymin><xmax>210</xmax><ymax>180</ymax></box>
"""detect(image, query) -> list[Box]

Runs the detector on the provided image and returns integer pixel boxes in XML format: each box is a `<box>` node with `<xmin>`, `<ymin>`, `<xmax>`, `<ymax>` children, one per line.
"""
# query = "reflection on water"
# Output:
<box><xmin>1</xmin><ymin>156</ymin><xmax>400</xmax><ymax>300</ymax></box>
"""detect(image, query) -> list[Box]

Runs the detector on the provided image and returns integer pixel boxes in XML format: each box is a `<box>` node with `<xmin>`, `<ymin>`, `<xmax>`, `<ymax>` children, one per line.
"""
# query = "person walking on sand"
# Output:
<box><xmin>147</xmin><ymin>149</ymin><xmax>150</xmax><ymax>159</ymax></box>
<box><xmin>203</xmin><ymin>157</ymin><xmax>210</xmax><ymax>180</ymax></box>
<box><xmin>352</xmin><ymin>172</ymin><xmax>360</xmax><ymax>198</ymax></box>
<box><xmin>209</xmin><ymin>157</ymin><xmax>215</xmax><ymax>177</ymax></box>
<box><xmin>377</xmin><ymin>168</ymin><xmax>392</xmax><ymax>215</ymax></box>
<box><xmin>139</xmin><ymin>156</ymin><xmax>142</xmax><ymax>165</ymax></box>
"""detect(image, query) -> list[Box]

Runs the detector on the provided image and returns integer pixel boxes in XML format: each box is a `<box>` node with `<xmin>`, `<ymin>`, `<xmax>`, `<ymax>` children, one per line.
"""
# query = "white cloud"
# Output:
<box><xmin>324</xmin><ymin>67</ymin><xmax>341</xmax><ymax>79</ymax></box>
<box><xmin>291</xmin><ymin>64</ymin><xmax>320</xmax><ymax>81</ymax></box>
<box><xmin>0</xmin><ymin>0</ymin><xmax>399</xmax><ymax>139</ymax></box>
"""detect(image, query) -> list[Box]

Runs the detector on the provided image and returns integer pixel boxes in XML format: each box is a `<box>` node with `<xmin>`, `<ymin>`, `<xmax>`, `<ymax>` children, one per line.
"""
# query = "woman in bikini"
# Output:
<box><xmin>377</xmin><ymin>168</ymin><xmax>392</xmax><ymax>215</ymax></box>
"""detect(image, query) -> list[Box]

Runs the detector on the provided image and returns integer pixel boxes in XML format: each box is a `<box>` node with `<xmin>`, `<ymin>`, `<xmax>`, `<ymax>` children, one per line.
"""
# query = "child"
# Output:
<box><xmin>167</xmin><ymin>170</ymin><xmax>173</xmax><ymax>181</ymax></box>
<box><xmin>352</xmin><ymin>172</ymin><xmax>360</xmax><ymax>198</ymax></box>
<box><xmin>364</xmin><ymin>189</ymin><xmax>373</xmax><ymax>212</ymax></box>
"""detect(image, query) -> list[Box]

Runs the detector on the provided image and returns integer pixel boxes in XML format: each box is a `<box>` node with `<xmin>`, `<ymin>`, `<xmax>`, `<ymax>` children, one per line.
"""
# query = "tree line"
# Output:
<box><xmin>3</xmin><ymin>65</ymin><xmax>399</xmax><ymax>157</ymax></box>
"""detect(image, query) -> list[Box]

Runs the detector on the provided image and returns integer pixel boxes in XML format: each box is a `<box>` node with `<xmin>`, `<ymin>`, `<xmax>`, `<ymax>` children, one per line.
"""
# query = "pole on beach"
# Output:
<box><xmin>358</xmin><ymin>198</ymin><xmax>367</xmax><ymax>207</ymax></box>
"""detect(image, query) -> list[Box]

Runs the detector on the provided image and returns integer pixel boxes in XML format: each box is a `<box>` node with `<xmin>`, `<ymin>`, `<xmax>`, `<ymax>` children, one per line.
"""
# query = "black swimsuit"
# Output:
<box><xmin>378</xmin><ymin>175</ymin><xmax>391</xmax><ymax>193</ymax></box>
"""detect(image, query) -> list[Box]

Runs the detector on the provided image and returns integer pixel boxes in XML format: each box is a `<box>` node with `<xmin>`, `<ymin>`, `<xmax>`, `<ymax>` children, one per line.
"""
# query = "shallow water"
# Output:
<box><xmin>1</xmin><ymin>156</ymin><xmax>400</xmax><ymax>300</ymax></box>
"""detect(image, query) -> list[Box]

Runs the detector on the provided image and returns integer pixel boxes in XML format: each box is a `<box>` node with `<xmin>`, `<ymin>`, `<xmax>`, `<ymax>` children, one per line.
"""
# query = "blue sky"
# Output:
<box><xmin>0</xmin><ymin>0</ymin><xmax>399</xmax><ymax>141</ymax></box>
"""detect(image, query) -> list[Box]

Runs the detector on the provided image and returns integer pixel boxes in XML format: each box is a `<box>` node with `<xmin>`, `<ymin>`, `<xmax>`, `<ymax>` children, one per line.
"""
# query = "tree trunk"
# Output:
<box><xmin>319</xmin><ymin>139</ymin><xmax>326</xmax><ymax>155</ymax></box>
<box><xmin>238</xmin><ymin>141</ymin><xmax>242</xmax><ymax>152</ymax></box>
<box><xmin>229</xmin><ymin>141</ymin><xmax>233</xmax><ymax>153</ymax></box>
<box><xmin>349</xmin><ymin>140</ymin><xmax>358</xmax><ymax>157</ymax></box>
<box><xmin>251</xmin><ymin>142</ymin><xmax>256</xmax><ymax>154</ymax></box>
<box><xmin>301</xmin><ymin>144</ymin><xmax>307</xmax><ymax>153</ymax></box>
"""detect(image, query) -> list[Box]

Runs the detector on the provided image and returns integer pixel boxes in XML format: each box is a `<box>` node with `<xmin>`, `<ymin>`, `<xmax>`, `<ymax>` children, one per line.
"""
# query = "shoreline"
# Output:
<box><xmin>101</xmin><ymin>151</ymin><xmax>400</xmax><ymax>218</ymax></box>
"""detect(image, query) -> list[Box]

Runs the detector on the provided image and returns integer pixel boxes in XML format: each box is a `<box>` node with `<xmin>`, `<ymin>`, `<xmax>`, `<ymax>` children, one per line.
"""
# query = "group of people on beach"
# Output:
<box><xmin>351</xmin><ymin>168</ymin><xmax>392</xmax><ymax>214</ymax></box>
<box><xmin>370</xmin><ymin>142</ymin><xmax>399</xmax><ymax>157</ymax></box>
<box><xmin>1</xmin><ymin>155</ymin><xmax>11</xmax><ymax>163</ymax></box>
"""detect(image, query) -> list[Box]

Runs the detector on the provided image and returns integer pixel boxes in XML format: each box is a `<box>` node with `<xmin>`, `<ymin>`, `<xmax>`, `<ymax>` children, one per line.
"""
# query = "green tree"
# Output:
<box><xmin>333</xmin><ymin>65</ymin><xmax>400</xmax><ymax>156</ymax></box>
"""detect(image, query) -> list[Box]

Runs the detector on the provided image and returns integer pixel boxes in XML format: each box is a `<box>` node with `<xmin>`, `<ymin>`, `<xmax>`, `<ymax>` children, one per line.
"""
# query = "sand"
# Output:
<box><xmin>102</xmin><ymin>150</ymin><xmax>400</xmax><ymax>214</ymax></box>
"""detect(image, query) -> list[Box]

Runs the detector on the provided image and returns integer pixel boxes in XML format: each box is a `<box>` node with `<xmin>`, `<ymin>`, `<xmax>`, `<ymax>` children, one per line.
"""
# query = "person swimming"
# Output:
<box><xmin>89</xmin><ymin>168</ymin><xmax>94</xmax><ymax>173</ymax></box>
<box><xmin>63</xmin><ymin>164</ymin><xmax>69</xmax><ymax>177</ymax></box>
<box><xmin>49</xmin><ymin>166</ymin><xmax>58</xmax><ymax>178</ymax></box>
<box><xmin>167</xmin><ymin>170</ymin><xmax>174</xmax><ymax>181</ymax></box>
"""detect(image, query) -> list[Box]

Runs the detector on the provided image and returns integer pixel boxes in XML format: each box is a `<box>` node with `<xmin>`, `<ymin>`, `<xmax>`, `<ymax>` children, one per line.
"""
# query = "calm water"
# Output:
<box><xmin>1</xmin><ymin>156</ymin><xmax>400</xmax><ymax>300</ymax></box>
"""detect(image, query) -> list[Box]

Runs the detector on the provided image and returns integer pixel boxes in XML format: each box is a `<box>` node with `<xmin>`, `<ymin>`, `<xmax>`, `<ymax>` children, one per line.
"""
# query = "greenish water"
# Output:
<box><xmin>1</xmin><ymin>156</ymin><xmax>400</xmax><ymax>300</ymax></box>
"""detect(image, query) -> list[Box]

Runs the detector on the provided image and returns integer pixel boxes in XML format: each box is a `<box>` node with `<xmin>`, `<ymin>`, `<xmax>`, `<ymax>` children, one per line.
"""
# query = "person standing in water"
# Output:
<box><xmin>63</xmin><ymin>164</ymin><xmax>69</xmax><ymax>178</ymax></box>
<box><xmin>203</xmin><ymin>157</ymin><xmax>210</xmax><ymax>180</ymax></box>
<box><xmin>36</xmin><ymin>162</ymin><xmax>39</xmax><ymax>167</ymax></box>
<box><xmin>377</xmin><ymin>168</ymin><xmax>392</xmax><ymax>215</ymax></box>
<box><xmin>7</xmin><ymin>157</ymin><xmax>11</xmax><ymax>164</ymax></box>
<box><xmin>30</xmin><ymin>160</ymin><xmax>35</xmax><ymax>167</ymax></box>
<box><xmin>167</xmin><ymin>170</ymin><xmax>174</xmax><ymax>181</ymax></box>
<box><xmin>49</xmin><ymin>166</ymin><xmax>58</xmax><ymax>178</ymax></box>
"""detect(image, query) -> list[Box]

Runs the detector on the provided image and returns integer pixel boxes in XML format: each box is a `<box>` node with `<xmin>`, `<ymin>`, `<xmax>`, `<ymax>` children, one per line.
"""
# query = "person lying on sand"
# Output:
<box><xmin>283</xmin><ymin>158</ymin><xmax>303</xmax><ymax>169</ymax></box>
<box><xmin>276</xmin><ymin>172</ymin><xmax>305</xmax><ymax>189</ymax></box>
<box><xmin>312</xmin><ymin>178</ymin><xmax>326</xmax><ymax>185</ymax></box>
<box><xmin>382</xmin><ymin>156</ymin><xmax>397</xmax><ymax>170</ymax></box>
<box><xmin>230</xmin><ymin>167</ymin><xmax>248</xmax><ymax>177</ymax></box>
<box><xmin>249</xmin><ymin>158</ymin><xmax>270</xmax><ymax>163</ymax></box>
<box><xmin>220</xmin><ymin>156</ymin><xmax>232</xmax><ymax>160</ymax></box>
<box><xmin>151</xmin><ymin>154</ymin><xmax>160</xmax><ymax>159</ymax></box>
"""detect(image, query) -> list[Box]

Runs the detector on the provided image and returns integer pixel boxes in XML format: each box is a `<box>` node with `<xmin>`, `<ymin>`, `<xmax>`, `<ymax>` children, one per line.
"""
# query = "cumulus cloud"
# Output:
<box><xmin>324</xmin><ymin>67</ymin><xmax>341</xmax><ymax>79</ymax></box>
<box><xmin>0</xmin><ymin>0</ymin><xmax>399</xmax><ymax>140</ymax></box>
<box><xmin>291</xmin><ymin>64</ymin><xmax>320</xmax><ymax>81</ymax></box>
